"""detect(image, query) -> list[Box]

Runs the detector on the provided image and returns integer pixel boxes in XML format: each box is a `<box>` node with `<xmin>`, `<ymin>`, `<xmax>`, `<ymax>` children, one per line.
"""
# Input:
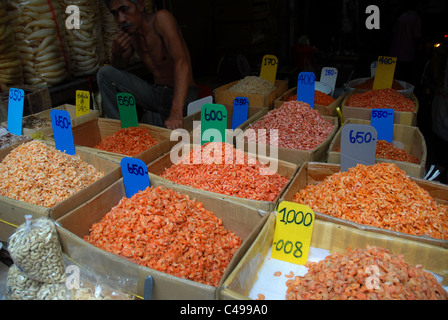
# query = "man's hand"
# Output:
<box><xmin>111</xmin><ymin>31</ymin><xmax>134</xmax><ymax>67</ymax></box>
<box><xmin>164</xmin><ymin>113</ymin><xmax>184</xmax><ymax>130</ymax></box>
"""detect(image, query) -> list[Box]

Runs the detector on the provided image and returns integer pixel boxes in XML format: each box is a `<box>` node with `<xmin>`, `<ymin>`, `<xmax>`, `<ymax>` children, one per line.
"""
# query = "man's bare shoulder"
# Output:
<box><xmin>153</xmin><ymin>9</ymin><xmax>178</xmax><ymax>33</ymax></box>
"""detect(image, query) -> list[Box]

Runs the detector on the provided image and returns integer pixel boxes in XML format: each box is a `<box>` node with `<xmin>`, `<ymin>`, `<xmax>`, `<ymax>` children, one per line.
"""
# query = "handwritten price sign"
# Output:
<box><xmin>320</xmin><ymin>67</ymin><xmax>338</xmax><ymax>95</ymax></box>
<box><xmin>117</xmin><ymin>93</ymin><xmax>139</xmax><ymax>128</ymax></box>
<box><xmin>76</xmin><ymin>90</ymin><xmax>90</xmax><ymax>117</ymax></box>
<box><xmin>371</xmin><ymin>109</ymin><xmax>394</xmax><ymax>142</ymax></box>
<box><xmin>201</xmin><ymin>103</ymin><xmax>227</xmax><ymax>145</ymax></box>
<box><xmin>373</xmin><ymin>56</ymin><xmax>397</xmax><ymax>89</ymax></box>
<box><xmin>121</xmin><ymin>157</ymin><xmax>150</xmax><ymax>198</ymax></box>
<box><xmin>297</xmin><ymin>72</ymin><xmax>315</xmax><ymax>108</ymax></box>
<box><xmin>260</xmin><ymin>54</ymin><xmax>278</xmax><ymax>85</ymax></box>
<box><xmin>7</xmin><ymin>88</ymin><xmax>25</xmax><ymax>136</ymax></box>
<box><xmin>51</xmin><ymin>109</ymin><xmax>75</xmax><ymax>155</ymax></box>
<box><xmin>231</xmin><ymin>97</ymin><xmax>249</xmax><ymax>130</ymax></box>
<box><xmin>341</xmin><ymin>123</ymin><xmax>377</xmax><ymax>171</ymax></box>
<box><xmin>271</xmin><ymin>201</ymin><xmax>315</xmax><ymax>265</ymax></box>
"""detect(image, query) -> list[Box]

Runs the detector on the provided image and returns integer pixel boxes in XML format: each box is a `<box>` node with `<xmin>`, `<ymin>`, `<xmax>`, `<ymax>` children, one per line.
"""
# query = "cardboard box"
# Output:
<box><xmin>220</xmin><ymin>211</ymin><xmax>448</xmax><ymax>300</ymax></box>
<box><xmin>0</xmin><ymin>140</ymin><xmax>121</xmax><ymax>241</ymax></box>
<box><xmin>56</xmin><ymin>178</ymin><xmax>270</xmax><ymax>299</ymax></box>
<box><xmin>327</xmin><ymin>118</ymin><xmax>427</xmax><ymax>178</ymax></box>
<box><xmin>53</xmin><ymin>118</ymin><xmax>173</xmax><ymax>165</ymax></box>
<box><xmin>147</xmin><ymin>145</ymin><xmax>298</xmax><ymax>213</ymax></box>
<box><xmin>1</xmin><ymin>104</ymin><xmax>100</xmax><ymax>138</ymax></box>
<box><xmin>214</xmin><ymin>79</ymin><xmax>288</xmax><ymax>110</ymax></box>
<box><xmin>281</xmin><ymin>162</ymin><xmax>448</xmax><ymax>249</ymax></box>
<box><xmin>341</xmin><ymin>89</ymin><xmax>419</xmax><ymax>126</ymax></box>
<box><xmin>274</xmin><ymin>87</ymin><xmax>347</xmax><ymax>117</ymax></box>
<box><xmin>235</xmin><ymin>109</ymin><xmax>339</xmax><ymax>165</ymax></box>
<box><xmin>0</xmin><ymin>85</ymin><xmax>52</xmax><ymax>122</ymax></box>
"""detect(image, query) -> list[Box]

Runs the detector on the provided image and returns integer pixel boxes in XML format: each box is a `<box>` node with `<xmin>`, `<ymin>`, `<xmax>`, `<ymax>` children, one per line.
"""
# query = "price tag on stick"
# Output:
<box><xmin>341</xmin><ymin>123</ymin><xmax>377</xmax><ymax>172</ymax></box>
<box><xmin>231</xmin><ymin>97</ymin><xmax>248</xmax><ymax>130</ymax></box>
<box><xmin>373</xmin><ymin>56</ymin><xmax>397</xmax><ymax>89</ymax></box>
<box><xmin>187</xmin><ymin>95</ymin><xmax>213</xmax><ymax>116</ymax></box>
<box><xmin>271</xmin><ymin>201</ymin><xmax>315</xmax><ymax>265</ymax></box>
<box><xmin>76</xmin><ymin>90</ymin><xmax>90</xmax><ymax>117</ymax></box>
<box><xmin>117</xmin><ymin>93</ymin><xmax>139</xmax><ymax>128</ymax></box>
<box><xmin>121</xmin><ymin>157</ymin><xmax>150</xmax><ymax>198</ymax></box>
<box><xmin>200</xmin><ymin>103</ymin><xmax>227</xmax><ymax>145</ymax></box>
<box><xmin>371</xmin><ymin>109</ymin><xmax>394</xmax><ymax>143</ymax></box>
<box><xmin>7</xmin><ymin>88</ymin><xmax>25</xmax><ymax>136</ymax></box>
<box><xmin>297</xmin><ymin>72</ymin><xmax>315</xmax><ymax>108</ymax></box>
<box><xmin>320</xmin><ymin>67</ymin><xmax>338</xmax><ymax>95</ymax></box>
<box><xmin>51</xmin><ymin>109</ymin><xmax>75</xmax><ymax>155</ymax></box>
<box><xmin>260</xmin><ymin>54</ymin><xmax>278</xmax><ymax>85</ymax></box>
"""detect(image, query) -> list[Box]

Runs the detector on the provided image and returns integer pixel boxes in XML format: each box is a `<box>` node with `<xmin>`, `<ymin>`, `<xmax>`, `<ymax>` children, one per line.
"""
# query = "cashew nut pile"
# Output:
<box><xmin>5</xmin><ymin>264</ymin><xmax>43</xmax><ymax>300</ymax></box>
<box><xmin>60</xmin><ymin>0</ymin><xmax>104</xmax><ymax>77</ymax></box>
<box><xmin>7</xmin><ymin>0</ymin><xmax>69</xmax><ymax>87</ymax></box>
<box><xmin>8</xmin><ymin>215</ymin><xmax>66</xmax><ymax>284</ymax></box>
<box><xmin>0</xmin><ymin>1</ymin><xmax>23</xmax><ymax>89</ymax></box>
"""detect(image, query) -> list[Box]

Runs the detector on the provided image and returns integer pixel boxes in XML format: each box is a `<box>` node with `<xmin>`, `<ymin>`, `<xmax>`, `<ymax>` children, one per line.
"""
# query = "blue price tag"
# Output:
<box><xmin>121</xmin><ymin>157</ymin><xmax>150</xmax><ymax>198</ymax></box>
<box><xmin>341</xmin><ymin>124</ymin><xmax>377</xmax><ymax>172</ymax></box>
<box><xmin>231</xmin><ymin>97</ymin><xmax>248</xmax><ymax>130</ymax></box>
<box><xmin>51</xmin><ymin>109</ymin><xmax>75</xmax><ymax>155</ymax></box>
<box><xmin>297</xmin><ymin>72</ymin><xmax>315</xmax><ymax>108</ymax></box>
<box><xmin>7</xmin><ymin>88</ymin><xmax>25</xmax><ymax>136</ymax></box>
<box><xmin>370</xmin><ymin>109</ymin><xmax>394</xmax><ymax>143</ymax></box>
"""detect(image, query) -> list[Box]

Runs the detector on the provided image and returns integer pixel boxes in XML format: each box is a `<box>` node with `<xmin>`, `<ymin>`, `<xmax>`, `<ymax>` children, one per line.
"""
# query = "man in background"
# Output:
<box><xmin>98</xmin><ymin>0</ymin><xmax>197</xmax><ymax>129</ymax></box>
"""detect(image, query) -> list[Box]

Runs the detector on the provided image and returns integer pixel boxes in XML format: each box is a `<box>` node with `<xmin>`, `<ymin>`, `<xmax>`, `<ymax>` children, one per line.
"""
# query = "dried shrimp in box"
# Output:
<box><xmin>345</xmin><ymin>88</ymin><xmax>416</xmax><ymax>112</ymax></box>
<box><xmin>161</xmin><ymin>142</ymin><xmax>289</xmax><ymax>202</ymax></box>
<box><xmin>0</xmin><ymin>140</ymin><xmax>103</xmax><ymax>207</ymax></box>
<box><xmin>286</xmin><ymin>246</ymin><xmax>448</xmax><ymax>300</ymax></box>
<box><xmin>293</xmin><ymin>162</ymin><xmax>448</xmax><ymax>240</ymax></box>
<box><xmin>93</xmin><ymin>126</ymin><xmax>158</xmax><ymax>156</ymax></box>
<box><xmin>84</xmin><ymin>186</ymin><xmax>241</xmax><ymax>287</ymax></box>
<box><xmin>244</xmin><ymin>100</ymin><xmax>335</xmax><ymax>150</ymax></box>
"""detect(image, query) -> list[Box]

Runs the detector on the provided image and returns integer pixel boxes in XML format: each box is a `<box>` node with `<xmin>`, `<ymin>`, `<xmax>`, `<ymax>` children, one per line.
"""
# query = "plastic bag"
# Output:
<box><xmin>60</xmin><ymin>0</ymin><xmax>104</xmax><ymax>76</ymax></box>
<box><xmin>35</xmin><ymin>255</ymin><xmax>135</xmax><ymax>300</ymax></box>
<box><xmin>5</xmin><ymin>264</ymin><xmax>42</xmax><ymax>300</ymax></box>
<box><xmin>0</xmin><ymin>0</ymin><xmax>23</xmax><ymax>90</ymax></box>
<box><xmin>7</xmin><ymin>0</ymin><xmax>70</xmax><ymax>87</ymax></box>
<box><xmin>8</xmin><ymin>215</ymin><xmax>66</xmax><ymax>283</ymax></box>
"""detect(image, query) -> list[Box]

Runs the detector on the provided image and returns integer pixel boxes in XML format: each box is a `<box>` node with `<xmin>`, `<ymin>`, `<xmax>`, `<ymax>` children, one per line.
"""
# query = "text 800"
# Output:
<box><xmin>224</xmin><ymin>304</ymin><xmax>267</xmax><ymax>315</ymax></box>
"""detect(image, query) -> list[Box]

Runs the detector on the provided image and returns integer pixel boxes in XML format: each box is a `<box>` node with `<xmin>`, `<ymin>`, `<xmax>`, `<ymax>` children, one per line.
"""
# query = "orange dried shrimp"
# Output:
<box><xmin>375</xmin><ymin>140</ymin><xmax>419</xmax><ymax>164</ymax></box>
<box><xmin>336</xmin><ymin>140</ymin><xmax>419</xmax><ymax>164</ymax></box>
<box><xmin>0</xmin><ymin>140</ymin><xmax>103</xmax><ymax>207</ymax></box>
<box><xmin>293</xmin><ymin>163</ymin><xmax>448</xmax><ymax>240</ymax></box>
<box><xmin>84</xmin><ymin>186</ymin><xmax>241</xmax><ymax>287</ymax></box>
<box><xmin>346</xmin><ymin>89</ymin><xmax>415</xmax><ymax>112</ymax></box>
<box><xmin>286</xmin><ymin>246</ymin><xmax>448</xmax><ymax>300</ymax></box>
<box><xmin>245</xmin><ymin>100</ymin><xmax>334</xmax><ymax>150</ymax></box>
<box><xmin>355</xmin><ymin>77</ymin><xmax>404</xmax><ymax>90</ymax></box>
<box><xmin>287</xmin><ymin>90</ymin><xmax>336</xmax><ymax>106</ymax></box>
<box><xmin>161</xmin><ymin>142</ymin><xmax>288</xmax><ymax>202</ymax></box>
<box><xmin>94</xmin><ymin>126</ymin><xmax>158</xmax><ymax>156</ymax></box>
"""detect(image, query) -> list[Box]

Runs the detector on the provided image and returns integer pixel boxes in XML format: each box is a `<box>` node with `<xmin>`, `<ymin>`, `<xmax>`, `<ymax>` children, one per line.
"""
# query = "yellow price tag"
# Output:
<box><xmin>260</xmin><ymin>54</ymin><xmax>278</xmax><ymax>85</ymax></box>
<box><xmin>373</xmin><ymin>56</ymin><xmax>397</xmax><ymax>90</ymax></box>
<box><xmin>76</xmin><ymin>90</ymin><xmax>90</xmax><ymax>117</ymax></box>
<box><xmin>271</xmin><ymin>201</ymin><xmax>315</xmax><ymax>265</ymax></box>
